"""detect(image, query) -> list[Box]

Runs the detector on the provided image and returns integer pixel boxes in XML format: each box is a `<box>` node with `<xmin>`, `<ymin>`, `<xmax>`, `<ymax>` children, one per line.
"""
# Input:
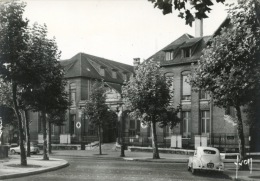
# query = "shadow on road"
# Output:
<box><xmin>192</xmin><ymin>171</ymin><xmax>232</xmax><ymax>180</ymax></box>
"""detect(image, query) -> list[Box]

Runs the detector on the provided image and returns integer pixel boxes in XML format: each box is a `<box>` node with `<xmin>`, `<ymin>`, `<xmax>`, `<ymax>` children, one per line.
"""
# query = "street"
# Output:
<box><xmin>5</xmin><ymin>154</ymin><xmax>233</xmax><ymax>181</ymax></box>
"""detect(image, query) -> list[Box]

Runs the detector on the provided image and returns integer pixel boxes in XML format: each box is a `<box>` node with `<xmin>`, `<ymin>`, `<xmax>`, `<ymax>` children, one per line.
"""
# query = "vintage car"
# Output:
<box><xmin>188</xmin><ymin>146</ymin><xmax>224</xmax><ymax>174</ymax></box>
<box><xmin>10</xmin><ymin>144</ymin><xmax>40</xmax><ymax>155</ymax></box>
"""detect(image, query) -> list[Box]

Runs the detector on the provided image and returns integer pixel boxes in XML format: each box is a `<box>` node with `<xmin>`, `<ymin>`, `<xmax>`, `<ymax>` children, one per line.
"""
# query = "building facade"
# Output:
<box><xmin>122</xmin><ymin>19</ymin><xmax>254</xmax><ymax>152</ymax></box>
<box><xmin>29</xmin><ymin>52</ymin><xmax>134</xmax><ymax>145</ymax></box>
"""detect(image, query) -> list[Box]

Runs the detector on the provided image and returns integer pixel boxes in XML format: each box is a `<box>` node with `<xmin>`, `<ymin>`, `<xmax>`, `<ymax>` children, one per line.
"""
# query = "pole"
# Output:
<box><xmin>236</xmin><ymin>154</ymin><xmax>238</xmax><ymax>179</ymax></box>
<box><xmin>120</xmin><ymin>104</ymin><xmax>125</xmax><ymax>157</ymax></box>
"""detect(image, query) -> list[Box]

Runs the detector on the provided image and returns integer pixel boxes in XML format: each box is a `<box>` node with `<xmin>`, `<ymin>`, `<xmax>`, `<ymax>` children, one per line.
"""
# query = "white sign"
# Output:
<box><xmin>76</xmin><ymin>122</ymin><xmax>81</xmax><ymax>129</ymax></box>
<box><xmin>141</xmin><ymin>122</ymin><xmax>147</xmax><ymax>129</ymax></box>
<box><xmin>171</xmin><ymin>135</ymin><xmax>182</xmax><ymax>148</ymax></box>
<box><xmin>194</xmin><ymin>135</ymin><xmax>207</xmax><ymax>148</ymax></box>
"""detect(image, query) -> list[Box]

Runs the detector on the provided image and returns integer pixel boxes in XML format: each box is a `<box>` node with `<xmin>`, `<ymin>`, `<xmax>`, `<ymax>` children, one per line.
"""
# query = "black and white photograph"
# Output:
<box><xmin>0</xmin><ymin>0</ymin><xmax>260</xmax><ymax>180</ymax></box>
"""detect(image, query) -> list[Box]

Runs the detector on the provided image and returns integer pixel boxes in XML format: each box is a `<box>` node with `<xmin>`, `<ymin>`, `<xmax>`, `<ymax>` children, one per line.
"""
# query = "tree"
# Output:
<box><xmin>0</xmin><ymin>1</ymin><xmax>29</xmax><ymax>166</ymax></box>
<box><xmin>148</xmin><ymin>0</ymin><xmax>226</xmax><ymax>26</ymax></box>
<box><xmin>20</xmin><ymin>23</ymin><xmax>65</xmax><ymax>160</ymax></box>
<box><xmin>189</xmin><ymin>0</ymin><xmax>260</xmax><ymax>170</ymax></box>
<box><xmin>46</xmin><ymin>94</ymin><xmax>69</xmax><ymax>154</ymax></box>
<box><xmin>84</xmin><ymin>81</ymin><xmax>117</xmax><ymax>155</ymax></box>
<box><xmin>122</xmin><ymin>61</ymin><xmax>181</xmax><ymax>159</ymax></box>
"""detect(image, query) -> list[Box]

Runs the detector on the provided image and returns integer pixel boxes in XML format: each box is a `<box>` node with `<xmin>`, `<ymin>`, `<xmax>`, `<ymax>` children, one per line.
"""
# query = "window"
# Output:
<box><xmin>52</xmin><ymin>124</ymin><xmax>55</xmax><ymax>135</ymax></box>
<box><xmin>123</xmin><ymin>73</ymin><xmax>128</xmax><ymax>81</ymax></box>
<box><xmin>112</xmin><ymin>70</ymin><xmax>117</xmax><ymax>79</ymax></box>
<box><xmin>100</xmin><ymin>67</ymin><xmax>105</xmax><ymax>76</ymax></box>
<box><xmin>70</xmin><ymin>114</ymin><xmax>76</xmax><ymax>135</ymax></box>
<box><xmin>129</xmin><ymin>120</ymin><xmax>141</xmax><ymax>137</ymax></box>
<box><xmin>164</xmin><ymin>125</ymin><xmax>170</xmax><ymax>137</ymax></box>
<box><xmin>69</xmin><ymin>83</ymin><xmax>76</xmax><ymax>106</ymax></box>
<box><xmin>182</xmin><ymin>74</ymin><xmax>191</xmax><ymax>100</ymax></box>
<box><xmin>136</xmin><ymin>120</ymin><xmax>140</xmax><ymax>134</ymax></box>
<box><xmin>165</xmin><ymin>75</ymin><xmax>174</xmax><ymax>92</ymax></box>
<box><xmin>203</xmin><ymin>149</ymin><xmax>216</xmax><ymax>154</ymax></box>
<box><xmin>182</xmin><ymin>112</ymin><xmax>191</xmax><ymax>138</ymax></box>
<box><xmin>59</xmin><ymin>125</ymin><xmax>65</xmax><ymax>134</ymax></box>
<box><xmin>201</xmin><ymin>111</ymin><xmax>210</xmax><ymax>134</ymax></box>
<box><xmin>200</xmin><ymin>90</ymin><xmax>210</xmax><ymax>100</ymax></box>
<box><xmin>182</xmin><ymin>48</ymin><xmax>191</xmax><ymax>58</ymax></box>
<box><xmin>165</xmin><ymin>51</ymin><xmax>174</xmax><ymax>61</ymax></box>
<box><xmin>130</xmin><ymin>119</ymin><xmax>135</xmax><ymax>129</ymax></box>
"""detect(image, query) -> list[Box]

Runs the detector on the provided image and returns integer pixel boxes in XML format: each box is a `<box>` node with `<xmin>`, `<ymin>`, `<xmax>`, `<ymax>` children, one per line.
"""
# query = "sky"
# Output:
<box><xmin>23</xmin><ymin>0</ymin><xmax>235</xmax><ymax>65</ymax></box>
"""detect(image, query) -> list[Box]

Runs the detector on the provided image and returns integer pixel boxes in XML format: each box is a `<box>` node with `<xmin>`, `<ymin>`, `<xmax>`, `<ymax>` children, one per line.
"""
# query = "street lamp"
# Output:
<box><xmin>116</xmin><ymin>103</ymin><xmax>125</xmax><ymax>157</ymax></box>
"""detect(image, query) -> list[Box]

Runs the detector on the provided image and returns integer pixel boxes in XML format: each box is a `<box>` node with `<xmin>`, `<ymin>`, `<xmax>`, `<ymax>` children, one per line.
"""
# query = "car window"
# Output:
<box><xmin>203</xmin><ymin>149</ymin><xmax>216</xmax><ymax>154</ymax></box>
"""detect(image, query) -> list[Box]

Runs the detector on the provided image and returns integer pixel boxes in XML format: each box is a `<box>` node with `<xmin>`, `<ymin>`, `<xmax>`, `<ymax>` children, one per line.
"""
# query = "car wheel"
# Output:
<box><xmin>188</xmin><ymin>166</ymin><xmax>191</xmax><ymax>171</ymax></box>
<box><xmin>10</xmin><ymin>149</ymin><xmax>16</xmax><ymax>154</ymax></box>
<box><xmin>191</xmin><ymin>165</ymin><xmax>197</xmax><ymax>175</ymax></box>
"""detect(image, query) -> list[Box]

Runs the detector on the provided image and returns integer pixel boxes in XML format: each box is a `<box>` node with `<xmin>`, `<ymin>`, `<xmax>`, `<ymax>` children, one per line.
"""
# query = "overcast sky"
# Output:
<box><xmin>23</xmin><ymin>0</ymin><xmax>235</xmax><ymax>65</ymax></box>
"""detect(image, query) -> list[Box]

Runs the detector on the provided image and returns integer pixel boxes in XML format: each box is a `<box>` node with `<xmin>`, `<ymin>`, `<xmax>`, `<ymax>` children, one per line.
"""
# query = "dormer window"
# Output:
<box><xmin>100</xmin><ymin>66</ymin><xmax>105</xmax><ymax>76</ymax></box>
<box><xmin>165</xmin><ymin>51</ymin><xmax>174</xmax><ymax>61</ymax></box>
<box><xmin>123</xmin><ymin>72</ymin><xmax>128</xmax><ymax>81</ymax></box>
<box><xmin>112</xmin><ymin>70</ymin><xmax>117</xmax><ymax>79</ymax></box>
<box><xmin>182</xmin><ymin>48</ymin><xmax>191</xmax><ymax>58</ymax></box>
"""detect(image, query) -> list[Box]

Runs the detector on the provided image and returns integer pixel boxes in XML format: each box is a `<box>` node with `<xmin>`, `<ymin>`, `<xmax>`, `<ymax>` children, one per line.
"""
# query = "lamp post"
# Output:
<box><xmin>116</xmin><ymin>103</ymin><xmax>125</xmax><ymax>157</ymax></box>
<box><xmin>0</xmin><ymin>117</ymin><xmax>2</xmax><ymax>145</ymax></box>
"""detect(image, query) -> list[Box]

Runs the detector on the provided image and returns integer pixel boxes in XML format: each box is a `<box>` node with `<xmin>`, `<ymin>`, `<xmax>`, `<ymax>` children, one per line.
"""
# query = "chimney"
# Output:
<box><xmin>195</xmin><ymin>18</ymin><xmax>203</xmax><ymax>37</ymax></box>
<box><xmin>133</xmin><ymin>58</ymin><xmax>140</xmax><ymax>67</ymax></box>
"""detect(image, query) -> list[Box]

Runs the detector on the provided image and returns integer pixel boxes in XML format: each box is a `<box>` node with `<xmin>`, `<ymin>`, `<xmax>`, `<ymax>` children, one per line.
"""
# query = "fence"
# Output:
<box><xmin>118</xmin><ymin>132</ymin><xmax>250</xmax><ymax>151</ymax></box>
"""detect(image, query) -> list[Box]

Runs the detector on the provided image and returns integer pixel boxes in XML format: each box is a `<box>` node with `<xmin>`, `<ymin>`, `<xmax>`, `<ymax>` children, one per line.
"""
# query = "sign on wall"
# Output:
<box><xmin>76</xmin><ymin>122</ymin><xmax>81</xmax><ymax>129</ymax></box>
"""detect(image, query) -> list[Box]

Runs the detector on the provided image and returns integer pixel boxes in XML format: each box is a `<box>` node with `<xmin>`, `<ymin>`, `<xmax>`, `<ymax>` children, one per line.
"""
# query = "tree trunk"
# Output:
<box><xmin>235</xmin><ymin>104</ymin><xmax>248</xmax><ymax>170</ymax></box>
<box><xmin>12</xmin><ymin>82</ymin><xmax>27</xmax><ymax>166</ymax></box>
<box><xmin>42</xmin><ymin>110</ymin><xmax>49</xmax><ymax>160</ymax></box>
<box><xmin>48</xmin><ymin>120</ymin><xmax>52</xmax><ymax>154</ymax></box>
<box><xmin>24</xmin><ymin>110</ymin><xmax>31</xmax><ymax>157</ymax></box>
<box><xmin>151</xmin><ymin>121</ymin><xmax>160</xmax><ymax>159</ymax></box>
<box><xmin>98</xmin><ymin>125</ymin><xmax>102</xmax><ymax>155</ymax></box>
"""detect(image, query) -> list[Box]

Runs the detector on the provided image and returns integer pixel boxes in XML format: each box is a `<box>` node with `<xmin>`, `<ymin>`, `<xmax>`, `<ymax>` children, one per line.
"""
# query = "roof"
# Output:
<box><xmin>60</xmin><ymin>52</ymin><xmax>134</xmax><ymax>86</ymax></box>
<box><xmin>146</xmin><ymin>33</ymin><xmax>211</xmax><ymax>66</ymax></box>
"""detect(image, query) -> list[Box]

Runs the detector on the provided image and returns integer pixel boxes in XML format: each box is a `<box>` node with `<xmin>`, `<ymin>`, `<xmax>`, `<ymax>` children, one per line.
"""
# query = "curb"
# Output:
<box><xmin>123</xmin><ymin>158</ymin><xmax>188</xmax><ymax>163</ymax></box>
<box><xmin>0</xmin><ymin>160</ymin><xmax>69</xmax><ymax>180</ymax></box>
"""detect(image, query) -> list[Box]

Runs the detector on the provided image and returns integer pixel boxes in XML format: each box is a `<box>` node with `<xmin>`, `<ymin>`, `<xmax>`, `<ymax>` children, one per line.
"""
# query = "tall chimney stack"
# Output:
<box><xmin>133</xmin><ymin>58</ymin><xmax>140</xmax><ymax>67</ymax></box>
<box><xmin>195</xmin><ymin>18</ymin><xmax>203</xmax><ymax>37</ymax></box>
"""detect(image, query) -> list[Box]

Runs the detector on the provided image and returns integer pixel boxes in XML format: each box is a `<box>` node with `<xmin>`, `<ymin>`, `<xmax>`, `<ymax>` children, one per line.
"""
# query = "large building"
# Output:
<box><xmin>121</xmin><ymin>19</ymin><xmax>254</xmax><ymax>152</ymax></box>
<box><xmin>26</xmin><ymin>52</ymin><xmax>134</xmax><ymax>145</ymax></box>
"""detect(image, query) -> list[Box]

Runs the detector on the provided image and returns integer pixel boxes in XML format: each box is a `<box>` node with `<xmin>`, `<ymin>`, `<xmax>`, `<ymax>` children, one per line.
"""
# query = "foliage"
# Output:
<box><xmin>148</xmin><ymin>0</ymin><xmax>225</xmax><ymax>26</ymax></box>
<box><xmin>0</xmin><ymin>1</ymin><xmax>29</xmax><ymax>166</ymax></box>
<box><xmin>0</xmin><ymin>80</ymin><xmax>13</xmax><ymax>108</ymax></box>
<box><xmin>123</xmin><ymin>61</ymin><xmax>181</xmax><ymax>158</ymax></box>
<box><xmin>189</xmin><ymin>0</ymin><xmax>260</xmax><ymax>168</ymax></box>
<box><xmin>190</xmin><ymin>0</ymin><xmax>260</xmax><ymax>109</ymax></box>
<box><xmin>84</xmin><ymin>81</ymin><xmax>117</xmax><ymax>155</ymax></box>
<box><xmin>84</xmin><ymin>81</ymin><xmax>116</xmax><ymax>128</ymax></box>
<box><xmin>123</xmin><ymin>61</ymin><xmax>180</xmax><ymax>127</ymax></box>
<box><xmin>0</xmin><ymin>105</ymin><xmax>16</xmax><ymax>127</ymax></box>
<box><xmin>19</xmin><ymin>22</ymin><xmax>67</xmax><ymax>160</ymax></box>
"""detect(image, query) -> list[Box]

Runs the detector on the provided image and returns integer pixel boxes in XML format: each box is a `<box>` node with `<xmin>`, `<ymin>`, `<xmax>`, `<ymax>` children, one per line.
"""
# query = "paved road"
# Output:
<box><xmin>5</xmin><ymin>155</ymin><xmax>233</xmax><ymax>181</ymax></box>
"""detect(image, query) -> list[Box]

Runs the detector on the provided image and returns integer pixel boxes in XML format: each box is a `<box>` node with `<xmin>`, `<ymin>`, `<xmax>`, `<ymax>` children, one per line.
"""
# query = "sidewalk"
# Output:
<box><xmin>1</xmin><ymin>149</ymin><xmax>260</xmax><ymax>181</ymax></box>
<box><xmin>0</xmin><ymin>155</ymin><xmax>69</xmax><ymax>180</ymax></box>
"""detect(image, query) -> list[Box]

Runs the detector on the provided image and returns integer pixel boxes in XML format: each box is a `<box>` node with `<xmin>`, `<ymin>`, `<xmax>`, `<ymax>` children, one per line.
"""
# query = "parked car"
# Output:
<box><xmin>188</xmin><ymin>146</ymin><xmax>224</xmax><ymax>174</ymax></box>
<box><xmin>10</xmin><ymin>144</ymin><xmax>40</xmax><ymax>155</ymax></box>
